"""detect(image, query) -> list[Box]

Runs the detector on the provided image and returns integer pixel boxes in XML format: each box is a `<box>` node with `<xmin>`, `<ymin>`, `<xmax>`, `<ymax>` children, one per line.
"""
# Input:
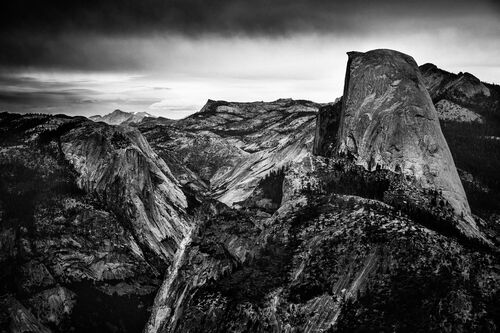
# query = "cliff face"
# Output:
<box><xmin>312</xmin><ymin>101</ymin><xmax>342</xmax><ymax>156</ymax></box>
<box><xmin>139</xmin><ymin>98</ymin><xmax>321</xmax><ymax>207</ymax></box>
<box><xmin>0</xmin><ymin>114</ymin><xmax>164</xmax><ymax>332</ymax></box>
<box><xmin>61</xmin><ymin>122</ymin><xmax>192</xmax><ymax>265</ymax></box>
<box><xmin>337</xmin><ymin>49</ymin><xmax>482</xmax><ymax>241</ymax></box>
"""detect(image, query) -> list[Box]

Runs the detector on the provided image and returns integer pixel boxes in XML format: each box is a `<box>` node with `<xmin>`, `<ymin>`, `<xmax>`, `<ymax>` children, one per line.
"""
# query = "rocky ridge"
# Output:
<box><xmin>138</xmin><ymin>98</ymin><xmax>327</xmax><ymax>207</ymax></box>
<box><xmin>90</xmin><ymin>110</ymin><xmax>158</xmax><ymax>125</ymax></box>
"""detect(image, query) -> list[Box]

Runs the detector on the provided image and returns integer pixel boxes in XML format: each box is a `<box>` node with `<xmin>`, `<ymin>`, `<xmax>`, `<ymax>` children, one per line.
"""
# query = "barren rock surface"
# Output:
<box><xmin>61</xmin><ymin>122</ymin><xmax>192</xmax><ymax>263</ymax></box>
<box><xmin>337</xmin><ymin>49</ymin><xmax>482</xmax><ymax>241</ymax></box>
<box><xmin>139</xmin><ymin>98</ymin><xmax>321</xmax><ymax>206</ymax></box>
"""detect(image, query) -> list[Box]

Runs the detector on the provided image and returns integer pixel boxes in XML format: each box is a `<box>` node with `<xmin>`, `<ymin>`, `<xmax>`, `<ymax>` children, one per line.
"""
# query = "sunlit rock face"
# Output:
<box><xmin>0</xmin><ymin>113</ymin><xmax>163</xmax><ymax>332</ymax></box>
<box><xmin>337</xmin><ymin>49</ymin><xmax>482</xmax><ymax>241</ymax></box>
<box><xmin>60</xmin><ymin>122</ymin><xmax>192</xmax><ymax>265</ymax></box>
<box><xmin>139</xmin><ymin>98</ymin><xmax>321</xmax><ymax>207</ymax></box>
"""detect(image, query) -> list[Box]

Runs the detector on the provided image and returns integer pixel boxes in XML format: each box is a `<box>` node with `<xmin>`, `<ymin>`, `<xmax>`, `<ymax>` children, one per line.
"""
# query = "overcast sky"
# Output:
<box><xmin>1</xmin><ymin>0</ymin><xmax>499</xmax><ymax>118</ymax></box>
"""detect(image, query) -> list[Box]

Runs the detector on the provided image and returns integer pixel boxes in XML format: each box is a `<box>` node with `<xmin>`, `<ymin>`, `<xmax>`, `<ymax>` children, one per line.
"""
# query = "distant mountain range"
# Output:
<box><xmin>89</xmin><ymin>109</ymin><xmax>157</xmax><ymax>125</ymax></box>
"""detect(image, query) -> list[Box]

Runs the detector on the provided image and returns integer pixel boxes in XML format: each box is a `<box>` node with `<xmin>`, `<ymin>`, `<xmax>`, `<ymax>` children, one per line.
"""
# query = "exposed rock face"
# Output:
<box><xmin>60</xmin><ymin>122</ymin><xmax>192</xmax><ymax>264</ymax></box>
<box><xmin>139</xmin><ymin>98</ymin><xmax>321</xmax><ymax>206</ymax></box>
<box><xmin>337</xmin><ymin>49</ymin><xmax>482</xmax><ymax>241</ymax></box>
<box><xmin>0</xmin><ymin>113</ymin><xmax>165</xmax><ymax>332</ymax></box>
<box><xmin>420</xmin><ymin>63</ymin><xmax>491</xmax><ymax>101</ymax></box>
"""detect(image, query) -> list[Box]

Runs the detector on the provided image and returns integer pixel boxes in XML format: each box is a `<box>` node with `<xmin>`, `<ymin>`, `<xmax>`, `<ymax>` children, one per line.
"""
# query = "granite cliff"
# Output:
<box><xmin>137</xmin><ymin>98</ymin><xmax>325</xmax><ymax>207</ymax></box>
<box><xmin>334</xmin><ymin>49</ymin><xmax>483</xmax><ymax>242</ymax></box>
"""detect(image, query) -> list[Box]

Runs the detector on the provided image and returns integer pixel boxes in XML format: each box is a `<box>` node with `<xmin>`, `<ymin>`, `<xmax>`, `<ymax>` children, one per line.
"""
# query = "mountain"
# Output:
<box><xmin>90</xmin><ymin>110</ymin><xmax>158</xmax><ymax>125</ymax></box>
<box><xmin>0</xmin><ymin>113</ymin><xmax>196</xmax><ymax>332</ymax></box>
<box><xmin>1</xmin><ymin>49</ymin><xmax>500</xmax><ymax>333</ymax></box>
<box><xmin>419</xmin><ymin>62</ymin><xmax>500</xmax><ymax>219</ymax></box>
<box><xmin>334</xmin><ymin>49</ymin><xmax>483</xmax><ymax>242</ymax></box>
<box><xmin>137</xmin><ymin>98</ymin><xmax>327</xmax><ymax>208</ymax></box>
<box><xmin>420</xmin><ymin>63</ymin><xmax>493</xmax><ymax>102</ymax></box>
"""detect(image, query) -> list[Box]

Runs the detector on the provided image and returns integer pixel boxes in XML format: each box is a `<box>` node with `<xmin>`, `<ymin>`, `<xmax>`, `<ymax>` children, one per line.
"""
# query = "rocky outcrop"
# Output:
<box><xmin>0</xmin><ymin>113</ymin><xmax>176</xmax><ymax>332</ymax></box>
<box><xmin>336</xmin><ymin>49</ymin><xmax>483</xmax><ymax>242</ymax></box>
<box><xmin>60</xmin><ymin>121</ymin><xmax>192</xmax><ymax>264</ymax></box>
<box><xmin>419</xmin><ymin>63</ymin><xmax>499</xmax><ymax>122</ymax></box>
<box><xmin>139</xmin><ymin>98</ymin><xmax>321</xmax><ymax>206</ymax></box>
<box><xmin>420</xmin><ymin>63</ymin><xmax>491</xmax><ymax>101</ymax></box>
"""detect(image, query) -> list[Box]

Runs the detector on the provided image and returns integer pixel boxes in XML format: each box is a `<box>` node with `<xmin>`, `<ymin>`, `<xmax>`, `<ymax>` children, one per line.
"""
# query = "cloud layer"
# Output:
<box><xmin>0</xmin><ymin>0</ymin><xmax>499</xmax><ymax>117</ymax></box>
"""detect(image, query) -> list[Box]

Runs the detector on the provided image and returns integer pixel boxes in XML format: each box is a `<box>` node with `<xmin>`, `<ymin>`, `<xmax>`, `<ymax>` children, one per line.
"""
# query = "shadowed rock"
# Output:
<box><xmin>420</xmin><ymin>63</ymin><xmax>491</xmax><ymax>101</ymax></box>
<box><xmin>337</xmin><ymin>49</ymin><xmax>484</xmax><ymax>242</ymax></box>
<box><xmin>313</xmin><ymin>101</ymin><xmax>342</xmax><ymax>156</ymax></box>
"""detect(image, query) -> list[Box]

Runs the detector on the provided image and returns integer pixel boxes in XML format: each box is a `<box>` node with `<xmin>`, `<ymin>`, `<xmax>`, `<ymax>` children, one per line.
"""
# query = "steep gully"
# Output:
<box><xmin>145</xmin><ymin>225</ymin><xmax>194</xmax><ymax>333</ymax></box>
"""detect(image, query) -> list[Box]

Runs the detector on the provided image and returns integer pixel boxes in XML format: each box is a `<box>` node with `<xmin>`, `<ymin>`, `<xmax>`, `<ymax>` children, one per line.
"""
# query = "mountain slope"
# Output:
<box><xmin>0</xmin><ymin>114</ymin><xmax>162</xmax><ymax>332</ymax></box>
<box><xmin>138</xmin><ymin>98</ymin><xmax>328</xmax><ymax>207</ymax></box>
<box><xmin>420</xmin><ymin>62</ymin><xmax>500</xmax><ymax>219</ymax></box>
<box><xmin>0</xmin><ymin>113</ymin><xmax>197</xmax><ymax>332</ymax></box>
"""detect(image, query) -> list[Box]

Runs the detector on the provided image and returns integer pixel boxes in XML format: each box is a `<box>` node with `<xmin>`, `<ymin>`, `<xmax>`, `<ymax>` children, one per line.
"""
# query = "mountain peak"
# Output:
<box><xmin>419</xmin><ymin>62</ymin><xmax>438</xmax><ymax>71</ymax></box>
<box><xmin>89</xmin><ymin>109</ymin><xmax>156</xmax><ymax>125</ymax></box>
<box><xmin>336</xmin><ymin>48</ymin><xmax>485</xmax><ymax>242</ymax></box>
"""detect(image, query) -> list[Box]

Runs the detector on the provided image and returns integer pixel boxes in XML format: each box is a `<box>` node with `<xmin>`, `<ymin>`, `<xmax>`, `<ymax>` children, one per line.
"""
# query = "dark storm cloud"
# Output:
<box><xmin>1</xmin><ymin>0</ymin><xmax>499</xmax><ymax>117</ymax></box>
<box><xmin>0</xmin><ymin>0</ymin><xmax>499</xmax><ymax>70</ymax></box>
<box><xmin>1</xmin><ymin>0</ymin><xmax>498</xmax><ymax>36</ymax></box>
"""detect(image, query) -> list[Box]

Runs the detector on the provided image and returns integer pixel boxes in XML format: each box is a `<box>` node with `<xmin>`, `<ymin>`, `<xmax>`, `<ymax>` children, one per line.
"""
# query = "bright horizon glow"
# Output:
<box><xmin>1</xmin><ymin>27</ymin><xmax>499</xmax><ymax>119</ymax></box>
